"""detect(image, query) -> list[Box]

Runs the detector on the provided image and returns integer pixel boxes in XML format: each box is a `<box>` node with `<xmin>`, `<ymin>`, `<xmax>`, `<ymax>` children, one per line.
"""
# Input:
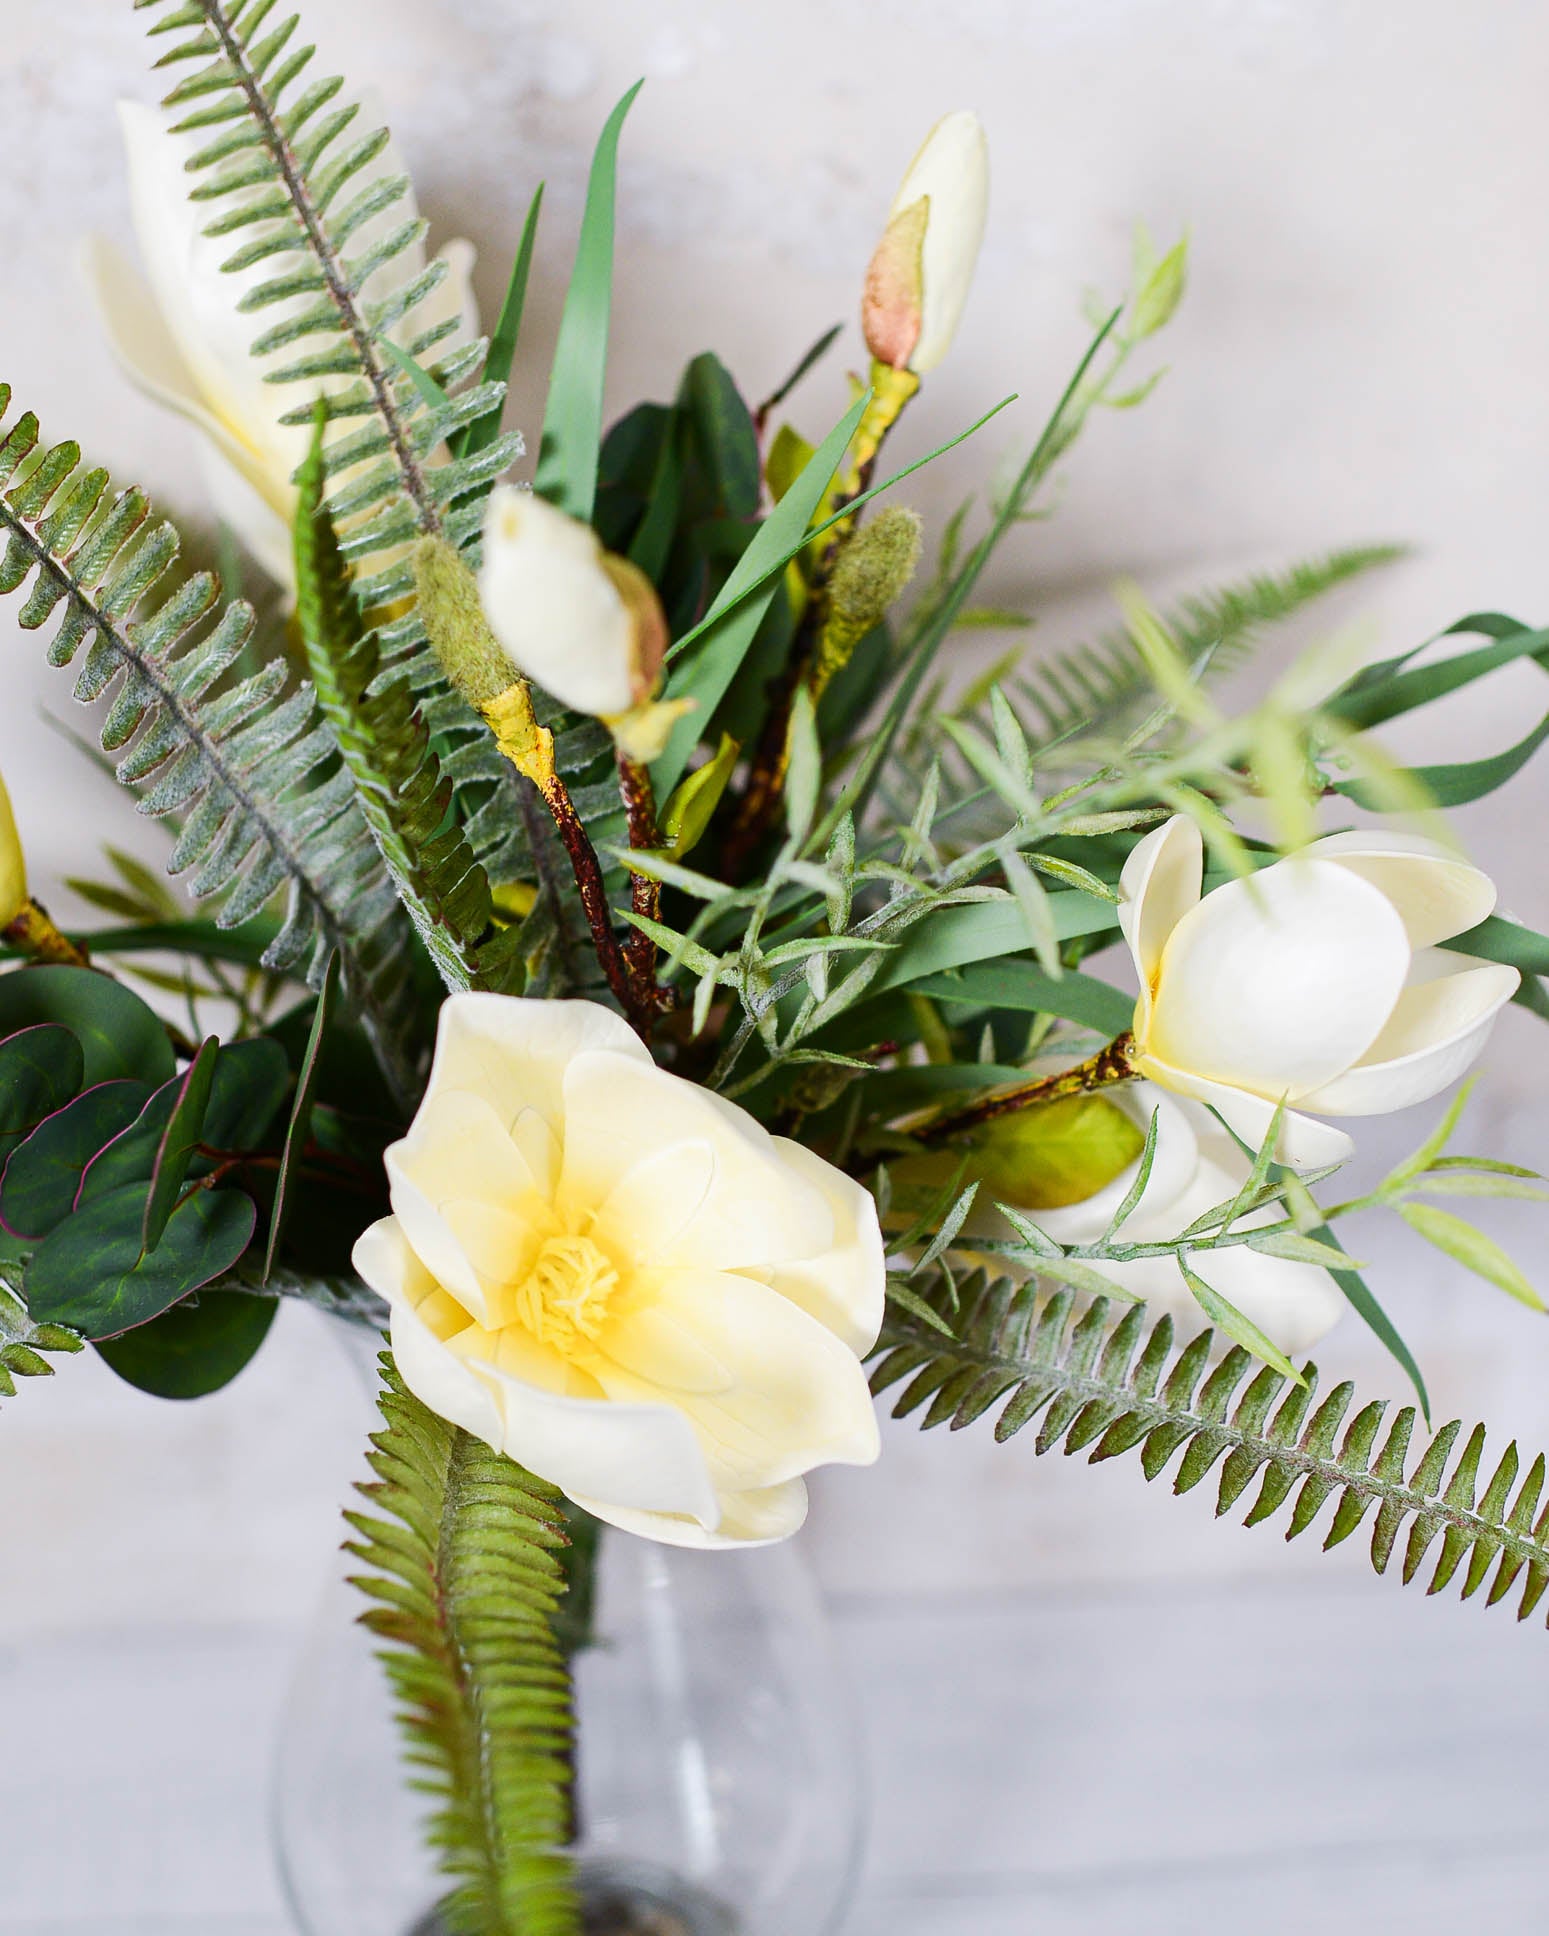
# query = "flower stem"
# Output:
<box><xmin>615</xmin><ymin>749</ymin><xmax>664</xmax><ymax>1023</ymax></box>
<box><xmin>917</xmin><ymin>1032</ymin><xmax>1138</xmax><ymax>1142</ymax></box>
<box><xmin>3</xmin><ymin>900</ymin><xmax>89</xmax><ymax>967</ymax></box>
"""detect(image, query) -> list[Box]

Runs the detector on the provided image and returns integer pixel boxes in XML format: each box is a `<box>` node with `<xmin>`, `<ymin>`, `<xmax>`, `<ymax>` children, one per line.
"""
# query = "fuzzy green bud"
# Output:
<box><xmin>413</xmin><ymin>535</ymin><xmax>513</xmax><ymax>707</ymax></box>
<box><xmin>814</xmin><ymin>506</ymin><xmax>924</xmax><ymax>696</ymax></box>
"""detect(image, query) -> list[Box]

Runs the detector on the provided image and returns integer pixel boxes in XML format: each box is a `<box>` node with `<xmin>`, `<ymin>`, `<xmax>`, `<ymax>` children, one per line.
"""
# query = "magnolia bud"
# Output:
<box><xmin>863</xmin><ymin>110</ymin><xmax>989</xmax><ymax>376</ymax></box>
<box><xmin>479</xmin><ymin>487</ymin><xmax>664</xmax><ymax>718</ymax></box>
<box><xmin>0</xmin><ymin>769</ymin><xmax>27</xmax><ymax>929</ymax></box>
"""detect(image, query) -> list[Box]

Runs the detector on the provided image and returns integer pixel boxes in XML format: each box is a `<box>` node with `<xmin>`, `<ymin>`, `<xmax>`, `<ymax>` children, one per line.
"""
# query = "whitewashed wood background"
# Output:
<box><xmin>2</xmin><ymin>1</ymin><xmax>1548</xmax><ymax>1927</ymax></box>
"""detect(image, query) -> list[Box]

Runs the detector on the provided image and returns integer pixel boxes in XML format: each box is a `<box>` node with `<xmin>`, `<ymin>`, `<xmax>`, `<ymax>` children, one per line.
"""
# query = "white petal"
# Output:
<box><xmin>385</xmin><ymin>1088</ymin><xmax>546</xmax><ymax>1324</ymax></box>
<box><xmin>895</xmin><ymin>110</ymin><xmax>990</xmax><ymax>373</ymax></box>
<box><xmin>764</xmin><ymin>1138</ymin><xmax>887</xmax><ymax>1353</ymax></box>
<box><xmin>567</xmin><ymin>1478</ymin><xmax>809</xmax><ymax>1549</ymax></box>
<box><xmin>1031</xmin><ymin>1083</ymin><xmax>1201</xmax><ymax>1243</ymax></box>
<box><xmin>1305</xmin><ymin>830</ymin><xmax>1499</xmax><ymax>947</ymax></box>
<box><xmin>479</xmin><ymin>487</ymin><xmax>639</xmax><ymax>716</ymax></box>
<box><xmin>566</xmin><ymin>1053</ymin><xmax>832</xmax><ymax>1272</ymax></box>
<box><xmin>591</xmin><ymin>1268</ymin><xmax>881</xmax><ymax>1493</ymax></box>
<box><xmin>1147</xmin><ymin>857</ymin><xmax>1411</xmax><ymax>1099</ymax></box>
<box><xmin>424</xmin><ymin>992</ymin><xmax>648</xmax><ymax>1154</ymax></box>
<box><xmin>353</xmin><ymin>1216</ymin><xmax>507</xmax><ymax>1450</ymax></box>
<box><xmin>1118</xmin><ymin>816</ymin><xmax>1202</xmax><ymax>1036</ymax></box>
<box><xmin>1131</xmin><ymin>1052</ymin><xmax>1355</xmax><ymax>1169</ymax></box>
<box><xmin>191</xmin><ymin>442</ymin><xmax>298</xmax><ymax>592</ymax></box>
<box><xmin>1295</xmin><ymin>960</ymin><xmax>1519</xmax><ymax>1116</ymax></box>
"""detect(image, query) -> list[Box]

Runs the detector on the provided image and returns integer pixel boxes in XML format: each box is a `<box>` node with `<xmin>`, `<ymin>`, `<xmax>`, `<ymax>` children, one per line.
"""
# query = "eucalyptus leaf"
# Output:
<box><xmin>0</xmin><ymin>1079</ymin><xmax>149</xmax><ymax>1241</ymax></box>
<box><xmin>95</xmin><ymin>1288</ymin><xmax>277</xmax><ymax>1400</ymax></box>
<box><xmin>143</xmin><ymin>1036</ymin><xmax>220</xmax><ymax>1252</ymax></box>
<box><xmin>0</xmin><ymin>1024</ymin><xmax>85</xmax><ymax>1165</ymax></box>
<box><xmin>0</xmin><ymin>966</ymin><xmax>172</xmax><ymax>1086</ymax></box>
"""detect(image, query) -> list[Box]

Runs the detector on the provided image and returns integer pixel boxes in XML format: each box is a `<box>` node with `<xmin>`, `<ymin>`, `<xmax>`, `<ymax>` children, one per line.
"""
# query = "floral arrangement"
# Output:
<box><xmin>4</xmin><ymin>5</ymin><xmax>1549</xmax><ymax>1932</ymax></box>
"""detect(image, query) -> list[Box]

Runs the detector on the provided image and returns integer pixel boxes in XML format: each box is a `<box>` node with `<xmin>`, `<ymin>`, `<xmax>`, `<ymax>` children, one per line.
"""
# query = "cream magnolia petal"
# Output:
<box><xmin>191</xmin><ymin>443</ymin><xmax>298</xmax><ymax>590</ymax></box>
<box><xmin>402</xmin><ymin>236</ymin><xmax>480</xmax><ymax>351</ymax></box>
<box><xmin>562</xmin><ymin>1053</ymin><xmax>832</xmax><ymax>1271</ymax></box>
<box><xmin>1295</xmin><ymin>961</ymin><xmax>1519</xmax><ymax>1116</ymax></box>
<box><xmin>1031</xmin><ymin>1084</ymin><xmax>1201</xmax><ymax>1243</ymax></box>
<box><xmin>425</xmin><ymin>992</ymin><xmax>648</xmax><ymax>1148</ymax></box>
<box><xmin>474</xmin><ymin>1354</ymin><xmax>722</xmax><ymax>1525</ymax></box>
<box><xmin>1118</xmin><ymin>815</ymin><xmax>1203</xmax><ymax>1016</ymax></box>
<box><xmin>353</xmin><ymin>1217</ymin><xmax>507</xmax><ymax>1450</ymax></box>
<box><xmin>479</xmin><ymin>487</ymin><xmax>639</xmax><ymax>716</ymax></box>
<box><xmin>593</xmin><ymin>1268</ymin><xmax>881</xmax><ymax>1492</ymax></box>
<box><xmin>897</xmin><ymin>110</ymin><xmax>990</xmax><ymax>373</ymax></box>
<box><xmin>764</xmin><ymin>1137</ymin><xmax>887</xmax><ymax>1354</ymax></box>
<box><xmin>385</xmin><ymin>1088</ymin><xmax>545</xmax><ymax>1323</ymax></box>
<box><xmin>1306</xmin><ymin>830</ymin><xmax>1499</xmax><ymax>947</ymax></box>
<box><xmin>566</xmin><ymin>1478</ymin><xmax>810</xmax><ymax>1550</ymax></box>
<box><xmin>1131</xmin><ymin>1052</ymin><xmax>1355</xmax><ymax>1169</ymax></box>
<box><xmin>1147</xmin><ymin>858</ymin><xmax>1411</xmax><ymax>1098</ymax></box>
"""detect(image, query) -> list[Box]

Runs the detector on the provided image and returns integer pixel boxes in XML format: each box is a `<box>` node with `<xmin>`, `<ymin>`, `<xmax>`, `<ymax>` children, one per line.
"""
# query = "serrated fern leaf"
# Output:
<box><xmin>0</xmin><ymin>388</ymin><xmax>422</xmax><ymax>1100</ymax></box>
<box><xmin>1018</xmin><ymin>544</ymin><xmax>1406</xmax><ymax>744</ymax></box>
<box><xmin>134</xmin><ymin>0</ymin><xmax>532</xmax><ymax>877</ymax></box>
<box><xmin>875</xmin><ymin>1273</ymin><xmax>1549</xmax><ymax>1623</ymax></box>
<box><xmin>346</xmin><ymin>1354</ymin><xmax>580</xmax><ymax>1936</ymax></box>
<box><xmin>294</xmin><ymin>421</ymin><xmax>521</xmax><ymax>997</ymax></box>
<box><xmin>0</xmin><ymin>1265</ymin><xmax>82</xmax><ymax>1400</ymax></box>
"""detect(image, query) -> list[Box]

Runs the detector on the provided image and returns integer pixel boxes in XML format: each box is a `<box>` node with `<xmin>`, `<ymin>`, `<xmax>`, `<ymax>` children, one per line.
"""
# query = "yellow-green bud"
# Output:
<box><xmin>413</xmin><ymin>535</ymin><xmax>512</xmax><ymax>707</ymax></box>
<box><xmin>959</xmin><ymin>1092</ymin><xmax>1145</xmax><ymax>1211</ymax></box>
<box><xmin>814</xmin><ymin>506</ymin><xmax>923</xmax><ymax>695</ymax></box>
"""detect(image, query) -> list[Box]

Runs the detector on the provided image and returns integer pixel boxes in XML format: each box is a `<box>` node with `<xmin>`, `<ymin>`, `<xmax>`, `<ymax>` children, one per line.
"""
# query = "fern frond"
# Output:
<box><xmin>875</xmin><ymin>1273</ymin><xmax>1549</xmax><ymax>1622</ymax></box>
<box><xmin>294</xmin><ymin>423</ymin><xmax>520</xmax><ymax>996</ymax></box>
<box><xmin>0</xmin><ymin>388</ymin><xmax>422</xmax><ymax>1100</ymax></box>
<box><xmin>135</xmin><ymin>0</ymin><xmax>531</xmax><ymax>876</ymax></box>
<box><xmin>0</xmin><ymin>1265</ymin><xmax>82</xmax><ymax>1400</ymax></box>
<box><xmin>347</xmin><ymin>1354</ymin><xmax>580</xmax><ymax>1936</ymax></box>
<box><xmin>1018</xmin><ymin>544</ymin><xmax>1405</xmax><ymax>743</ymax></box>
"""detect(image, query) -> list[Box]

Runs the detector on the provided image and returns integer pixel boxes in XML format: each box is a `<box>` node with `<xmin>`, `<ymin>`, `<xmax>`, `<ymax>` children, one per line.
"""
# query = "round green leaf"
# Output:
<box><xmin>0</xmin><ymin>1023</ymin><xmax>85</xmax><ymax>1163</ymax></box>
<box><xmin>0</xmin><ymin>966</ymin><xmax>174</xmax><ymax>1086</ymax></box>
<box><xmin>94</xmin><ymin>1289</ymin><xmax>277</xmax><ymax>1399</ymax></box>
<box><xmin>75</xmin><ymin>1075</ymin><xmax>182</xmax><ymax>1210</ymax></box>
<box><xmin>25</xmin><ymin>1183</ymin><xmax>257</xmax><ymax>1339</ymax></box>
<box><xmin>0</xmin><ymin>1079</ymin><xmax>150</xmax><ymax>1240</ymax></box>
<box><xmin>203</xmin><ymin>1036</ymin><xmax>292</xmax><ymax>1150</ymax></box>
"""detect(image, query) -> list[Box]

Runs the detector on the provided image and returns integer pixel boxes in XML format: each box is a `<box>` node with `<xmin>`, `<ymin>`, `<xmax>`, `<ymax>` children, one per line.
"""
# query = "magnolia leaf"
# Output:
<box><xmin>96</xmin><ymin>1289</ymin><xmax>277</xmax><ymax>1400</ymax></box>
<box><xmin>26</xmin><ymin>1183</ymin><xmax>257</xmax><ymax>1339</ymax></box>
<box><xmin>962</xmin><ymin>1092</ymin><xmax>1145</xmax><ymax>1213</ymax></box>
<box><xmin>0</xmin><ymin>1079</ymin><xmax>149</xmax><ymax>1240</ymax></box>
<box><xmin>1399</xmin><ymin>1203</ymin><xmax>1545</xmax><ymax>1311</ymax></box>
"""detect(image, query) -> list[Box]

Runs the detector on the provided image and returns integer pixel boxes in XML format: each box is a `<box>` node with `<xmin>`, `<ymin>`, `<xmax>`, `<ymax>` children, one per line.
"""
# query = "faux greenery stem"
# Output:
<box><xmin>919</xmin><ymin>1032</ymin><xmax>1137</xmax><ymax>1142</ymax></box>
<box><xmin>616</xmin><ymin>749</ymin><xmax>664</xmax><ymax>1021</ymax></box>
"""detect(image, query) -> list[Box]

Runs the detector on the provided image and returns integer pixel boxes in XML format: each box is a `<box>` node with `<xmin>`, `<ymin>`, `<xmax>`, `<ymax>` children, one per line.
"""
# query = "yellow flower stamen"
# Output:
<box><xmin>514</xmin><ymin>1233</ymin><xmax>620</xmax><ymax>1357</ymax></box>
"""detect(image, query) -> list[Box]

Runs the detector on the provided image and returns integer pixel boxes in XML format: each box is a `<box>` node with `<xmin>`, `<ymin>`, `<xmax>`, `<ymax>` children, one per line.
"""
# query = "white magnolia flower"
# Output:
<box><xmin>0</xmin><ymin>767</ymin><xmax>26</xmax><ymax>928</ymax></box>
<box><xmin>863</xmin><ymin>109</ymin><xmax>990</xmax><ymax>375</ymax></box>
<box><xmin>1121</xmin><ymin>817</ymin><xmax>1519</xmax><ymax>1168</ymax></box>
<box><xmin>1033</xmin><ymin>1085</ymin><xmax>1346</xmax><ymax>1357</ymax></box>
<box><xmin>352</xmin><ymin>995</ymin><xmax>884</xmax><ymax>1548</ymax></box>
<box><xmin>84</xmin><ymin>100</ymin><xmax>478</xmax><ymax>590</ymax></box>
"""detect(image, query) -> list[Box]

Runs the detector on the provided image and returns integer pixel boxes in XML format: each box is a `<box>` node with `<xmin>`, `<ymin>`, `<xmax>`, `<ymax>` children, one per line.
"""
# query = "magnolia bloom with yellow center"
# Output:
<box><xmin>0</xmin><ymin>768</ymin><xmax>27</xmax><ymax>929</ymax></box>
<box><xmin>1121</xmin><ymin>817</ymin><xmax>1519</xmax><ymax>1169</ymax></box>
<box><xmin>1029</xmin><ymin>1085</ymin><xmax>1345</xmax><ymax>1358</ymax></box>
<box><xmin>863</xmin><ymin>109</ymin><xmax>990</xmax><ymax>375</ymax></box>
<box><xmin>84</xmin><ymin>100</ymin><xmax>479</xmax><ymax>591</ymax></box>
<box><xmin>352</xmin><ymin>995</ymin><xmax>884</xmax><ymax>1548</ymax></box>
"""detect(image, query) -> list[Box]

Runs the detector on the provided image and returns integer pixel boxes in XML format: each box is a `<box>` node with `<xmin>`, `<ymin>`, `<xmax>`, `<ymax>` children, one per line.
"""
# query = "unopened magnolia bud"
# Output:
<box><xmin>959</xmin><ymin>1092</ymin><xmax>1144</xmax><ymax>1212</ymax></box>
<box><xmin>479</xmin><ymin>486</ymin><xmax>667</xmax><ymax>721</ymax></box>
<box><xmin>863</xmin><ymin>110</ymin><xmax>989</xmax><ymax>376</ymax></box>
<box><xmin>0</xmin><ymin>769</ymin><xmax>27</xmax><ymax>929</ymax></box>
<box><xmin>413</xmin><ymin>536</ymin><xmax>511</xmax><ymax>707</ymax></box>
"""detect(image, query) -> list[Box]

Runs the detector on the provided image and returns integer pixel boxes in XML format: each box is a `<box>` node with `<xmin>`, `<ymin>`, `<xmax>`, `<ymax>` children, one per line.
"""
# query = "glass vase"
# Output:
<box><xmin>272</xmin><ymin>1506</ymin><xmax>866</xmax><ymax>1936</ymax></box>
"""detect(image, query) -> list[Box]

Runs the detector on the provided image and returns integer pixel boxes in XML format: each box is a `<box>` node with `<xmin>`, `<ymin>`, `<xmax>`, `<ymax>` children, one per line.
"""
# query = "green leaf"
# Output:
<box><xmin>533</xmin><ymin>81</ymin><xmax>644</xmax><ymax>522</ymax></box>
<box><xmin>909</xmin><ymin>960</ymin><xmax>1136</xmax><ymax>1038</ymax></box>
<box><xmin>1179</xmin><ymin>1258</ymin><xmax>1304</xmax><ymax>1382</ymax></box>
<box><xmin>1130</xmin><ymin>236</ymin><xmax>1188</xmax><ymax>338</ymax></box>
<box><xmin>1244</xmin><ymin>1229</ymin><xmax>1362</xmax><ymax>1269</ymax></box>
<box><xmin>653</xmin><ymin>388</ymin><xmax>871</xmax><ymax>795</ymax></box>
<box><xmin>1310</xmin><ymin>1220</ymin><xmax>1430</xmax><ymax>1420</ymax></box>
<box><xmin>660</xmin><ymin>733</ymin><xmax>739</xmax><ymax>858</ymax></box>
<box><xmin>203</xmin><ymin>1036</ymin><xmax>292</xmax><ymax>1151</ymax></box>
<box><xmin>785</xmin><ymin>688</ymin><xmax>821</xmax><ymax>847</ymax></box>
<box><xmin>1449</xmin><ymin>914</ymin><xmax>1549</xmax><ymax>980</ymax></box>
<box><xmin>0</xmin><ymin>966</ymin><xmax>172</xmax><ymax>1086</ymax></box>
<box><xmin>961</xmin><ymin>1091</ymin><xmax>1145</xmax><ymax>1212</ymax></box>
<box><xmin>75</xmin><ymin>1076</ymin><xmax>182</xmax><ymax>1209</ymax></box>
<box><xmin>1399</xmin><ymin>1203</ymin><xmax>1545</xmax><ymax>1311</ymax></box>
<box><xmin>95</xmin><ymin>1289</ymin><xmax>277</xmax><ymax>1400</ymax></box>
<box><xmin>26</xmin><ymin>1183</ymin><xmax>257</xmax><ymax>1339</ymax></box>
<box><xmin>1324</xmin><ymin>623</ymin><xmax>1549</xmax><ymax>732</ymax></box>
<box><xmin>1336</xmin><ymin>707</ymin><xmax>1549</xmax><ymax>809</ymax></box>
<box><xmin>378</xmin><ymin>337</ymin><xmax>453</xmax><ymax>417</ymax></box>
<box><xmin>457</xmin><ymin>182</ymin><xmax>544</xmax><ymax>461</ymax></box>
<box><xmin>0</xmin><ymin>1079</ymin><xmax>150</xmax><ymax>1240</ymax></box>
<box><xmin>871</xmin><ymin>893</ymin><xmax>1120</xmax><ymax>995</ymax></box>
<box><xmin>679</xmin><ymin>351</ymin><xmax>761</xmax><ymax>521</ymax></box>
<box><xmin>265</xmin><ymin>953</ymin><xmax>339</xmax><ymax>1281</ymax></box>
<box><xmin>143</xmin><ymin>1036</ymin><xmax>219</xmax><ymax>1251</ymax></box>
<box><xmin>0</xmin><ymin>1024</ymin><xmax>85</xmax><ymax>1165</ymax></box>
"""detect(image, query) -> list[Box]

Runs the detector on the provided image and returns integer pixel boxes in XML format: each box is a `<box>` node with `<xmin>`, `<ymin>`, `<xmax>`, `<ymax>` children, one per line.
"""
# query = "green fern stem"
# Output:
<box><xmin>875</xmin><ymin>1281</ymin><xmax>1549</xmax><ymax>1620</ymax></box>
<box><xmin>348</xmin><ymin>1355</ymin><xmax>581</xmax><ymax>1936</ymax></box>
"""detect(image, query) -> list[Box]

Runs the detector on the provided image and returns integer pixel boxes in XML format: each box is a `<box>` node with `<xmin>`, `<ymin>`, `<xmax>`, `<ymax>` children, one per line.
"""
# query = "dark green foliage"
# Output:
<box><xmin>346</xmin><ymin>1355</ymin><xmax>581</xmax><ymax>1936</ymax></box>
<box><xmin>0</xmin><ymin>394</ymin><xmax>421</xmax><ymax>1096</ymax></box>
<box><xmin>95</xmin><ymin>1286</ymin><xmax>276</xmax><ymax>1397</ymax></box>
<box><xmin>135</xmin><ymin>0</ymin><xmax>531</xmax><ymax>883</ymax></box>
<box><xmin>874</xmin><ymin>1276</ymin><xmax>1549</xmax><ymax>1623</ymax></box>
<box><xmin>0</xmin><ymin>1025</ymin><xmax>85</xmax><ymax>1165</ymax></box>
